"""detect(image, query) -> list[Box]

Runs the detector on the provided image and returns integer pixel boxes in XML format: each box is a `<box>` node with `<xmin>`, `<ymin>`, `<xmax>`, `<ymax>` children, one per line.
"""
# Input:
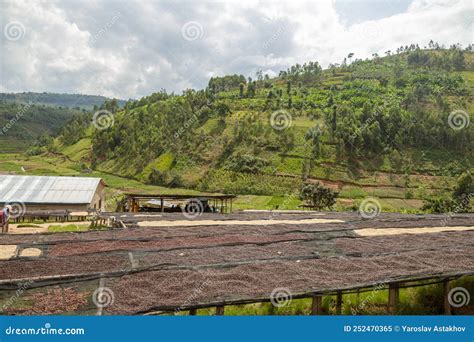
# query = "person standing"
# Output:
<box><xmin>1</xmin><ymin>205</ymin><xmax>11</xmax><ymax>233</ymax></box>
<box><xmin>0</xmin><ymin>207</ymin><xmax>4</xmax><ymax>233</ymax></box>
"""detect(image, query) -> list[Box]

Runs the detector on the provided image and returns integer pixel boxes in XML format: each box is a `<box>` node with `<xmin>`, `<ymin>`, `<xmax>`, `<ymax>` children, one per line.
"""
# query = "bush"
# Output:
<box><xmin>300</xmin><ymin>182</ymin><xmax>338</xmax><ymax>210</ymax></box>
<box><xmin>148</xmin><ymin>168</ymin><xmax>167</xmax><ymax>185</ymax></box>
<box><xmin>423</xmin><ymin>172</ymin><xmax>473</xmax><ymax>213</ymax></box>
<box><xmin>453</xmin><ymin>172</ymin><xmax>473</xmax><ymax>200</ymax></box>
<box><xmin>422</xmin><ymin>198</ymin><xmax>454</xmax><ymax>213</ymax></box>
<box><xmin>25</xmin><ymin>146</ymin><xmax>45</xmax><ymax>156</ymax></box>
<box><xmin>421</xmin><ymin>197</ymin><xmax>471</xmax><ymax>213</ymax></box>
<box><xmin>168</xmin><ymin>172</ymin><xmax>183</xmax><ymax>188</ymax></box>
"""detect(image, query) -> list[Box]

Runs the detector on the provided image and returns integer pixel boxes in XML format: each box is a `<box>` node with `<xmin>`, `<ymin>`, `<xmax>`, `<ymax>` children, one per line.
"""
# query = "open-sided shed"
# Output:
<box><xmin>124</xmin><ymin>193</ymin><xmax>236</xmax><ymax>213</ymax></box>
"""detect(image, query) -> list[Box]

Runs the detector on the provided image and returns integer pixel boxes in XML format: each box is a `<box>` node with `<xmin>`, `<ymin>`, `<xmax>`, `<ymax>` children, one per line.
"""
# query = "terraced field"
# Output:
<box><xmin>0</xmin><ymin>151</ymin><xmax>460</xmax><ymax>212</ymax></box>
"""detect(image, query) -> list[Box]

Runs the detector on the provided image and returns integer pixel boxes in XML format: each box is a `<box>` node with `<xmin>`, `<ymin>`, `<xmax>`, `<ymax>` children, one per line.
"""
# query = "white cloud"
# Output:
<box><xmin>0</xmin><ymin>0</ymin><xmax>472</xmax><ymax>99</ymax></box>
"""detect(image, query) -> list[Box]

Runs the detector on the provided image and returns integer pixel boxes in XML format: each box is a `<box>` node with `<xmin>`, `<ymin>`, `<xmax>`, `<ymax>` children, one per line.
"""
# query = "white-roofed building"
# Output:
<box><xmin>0</xmin><ymin>175</ymin><xmax>106</xmax><ymax>211</ymax></box>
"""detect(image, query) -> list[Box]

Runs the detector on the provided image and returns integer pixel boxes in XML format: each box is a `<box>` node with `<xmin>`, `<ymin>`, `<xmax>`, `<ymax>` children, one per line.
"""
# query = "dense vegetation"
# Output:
<box><xmin>422</xmin><ymin>171</ymin><xmax>473</xmax><ymax>213</ymax></box>
<box><xmin>5</xmin><ymin>45</ymin><xmax>474</xmax><ymax>212</ymax></box>
<box><xmin>0</xmin><ymin>93</ymin><xmax>124</xmax><ymax>153</ymax></box>
<box><xmin>0</xmin><ymin>102</ymin><xmax>83</xmax><ymax>153</ymax></box>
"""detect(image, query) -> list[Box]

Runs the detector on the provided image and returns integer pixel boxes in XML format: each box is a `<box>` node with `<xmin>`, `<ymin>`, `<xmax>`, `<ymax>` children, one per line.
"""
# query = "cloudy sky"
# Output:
<box><xmin>1</xmin><ymin>0</ymin><xmax>472</xmax><ymax>99</ymax></box>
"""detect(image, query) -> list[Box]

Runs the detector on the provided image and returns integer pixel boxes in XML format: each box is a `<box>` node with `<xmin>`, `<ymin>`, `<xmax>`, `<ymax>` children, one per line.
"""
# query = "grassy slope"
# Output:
<box><xmin>0</xmin><ymin>127</ymin><xmax>462</xmax><ymax>213</ymax></box>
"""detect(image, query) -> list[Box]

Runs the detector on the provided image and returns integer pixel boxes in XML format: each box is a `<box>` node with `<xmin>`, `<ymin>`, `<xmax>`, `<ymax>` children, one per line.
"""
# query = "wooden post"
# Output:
<box><xmin>388</xmin><ymin>283</ymin><xmax>399</xmax><ymax>314</ymax></box>
<box><xmin>443</xmin><ymin>279</ymin><xmax>452</xmax><ymax>315</ymax></box>
<box><xmin>311</xmin><ymin>295</ymin><xmax>322</xmax><ymax>315</ymax></box>
<box><xmin>336</xmin><ymin>291</ymin><xmax>343</xmax><ymax>314</ymax></box>
<box><xmin>161</xmin><ymin>198</ymin><xmax>164</xmax><ymax>213</ymax></box>
<box><xmin>189</xmin><ymin>308</ymin><xmax>197</xmax><ymax>316</ymax></box>
<box><xmin>215</xmin><ymin>305</ymin><xmax>224</xmax><ymax>315</ymax></box>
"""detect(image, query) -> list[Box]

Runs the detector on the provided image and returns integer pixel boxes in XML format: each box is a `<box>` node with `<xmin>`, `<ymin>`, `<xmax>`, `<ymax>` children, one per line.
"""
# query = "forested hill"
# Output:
<box><xmin>52</xmin><ymin>46</ymin><xmax>473</xmax><ymax>210</ymax></box>
<box><xmin>0</xmin><ymin>92</ymin><xmax>126</xmax><ymax>110</ymax></box>
<box><xmin>0</xmin><ymin>101</ymin><xmax>85</xmax><ymax>153</ymax></box>
<box><xmin>0</xmin><ymin>92</ymin><xmax>126</xmax><ymax>153</ymax></box>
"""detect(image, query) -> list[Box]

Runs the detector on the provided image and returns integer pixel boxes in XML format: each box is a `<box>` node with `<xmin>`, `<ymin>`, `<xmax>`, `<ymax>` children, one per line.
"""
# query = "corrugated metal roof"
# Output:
<box><xmin>0</xmin><ymin>175</ymin><xmax>103</xmax><ymax>204</ymax></box>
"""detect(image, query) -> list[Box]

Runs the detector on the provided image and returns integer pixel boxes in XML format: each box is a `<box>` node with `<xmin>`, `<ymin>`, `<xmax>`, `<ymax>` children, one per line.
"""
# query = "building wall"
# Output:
<box><xmin>90</xmin><ymin>182</ymin><xmax>106</xmax><ymax>211</ymax></box>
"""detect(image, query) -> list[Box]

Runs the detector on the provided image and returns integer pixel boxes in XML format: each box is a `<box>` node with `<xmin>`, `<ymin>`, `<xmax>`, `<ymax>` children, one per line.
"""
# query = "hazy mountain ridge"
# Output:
<box><xmin>0</xmin><ymin>92</ymin><xmax>126</xmax><ymax>110</ymax></box>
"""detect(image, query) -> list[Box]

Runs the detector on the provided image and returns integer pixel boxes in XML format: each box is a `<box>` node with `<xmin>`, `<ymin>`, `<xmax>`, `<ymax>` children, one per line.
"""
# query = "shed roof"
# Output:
<box><xmin>125</xmin><ymin>193</ymin><xmax>236</xmax><ymax>200</ymax></box>
<box><xmin>0</xmin><ymin>175</ymin><xmax>104</xmax><ymax>204</ymax></box>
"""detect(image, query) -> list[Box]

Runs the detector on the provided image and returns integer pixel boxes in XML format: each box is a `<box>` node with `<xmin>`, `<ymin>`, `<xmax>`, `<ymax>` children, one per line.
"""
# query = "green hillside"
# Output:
<box><xmin>0</xmin><ymin>92</ymin><xmax>126</xmax><ymax>153</ymax></box>
<box><xmin>2</xmin><ymin>46</ymin><xmax>473</xmax><ymax>212</ymax></box>
<box><xmin>0</xmin><ymin>102</ymin><xmax>84</xmax><ymax>153</ymax></box>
